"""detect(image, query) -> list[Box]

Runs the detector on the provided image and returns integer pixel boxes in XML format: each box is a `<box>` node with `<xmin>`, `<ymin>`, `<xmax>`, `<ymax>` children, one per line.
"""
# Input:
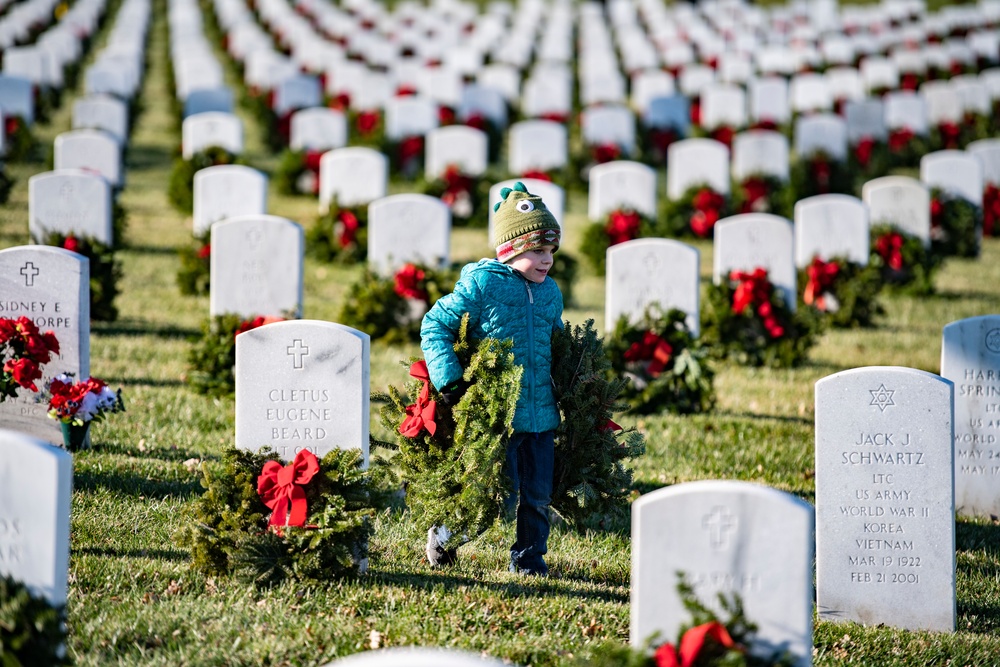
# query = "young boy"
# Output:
<box><xmin>420</xmin><ymin>182</ymin><xmax>563</xmax><ymax>576</ymax></box>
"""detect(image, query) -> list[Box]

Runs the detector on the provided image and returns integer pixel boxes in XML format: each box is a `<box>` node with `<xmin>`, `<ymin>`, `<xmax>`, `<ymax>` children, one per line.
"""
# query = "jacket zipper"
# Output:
<box><xmin>524</xmin><ymin>279</ymin><xmax>536</xmax><ymax>432</ymax></box>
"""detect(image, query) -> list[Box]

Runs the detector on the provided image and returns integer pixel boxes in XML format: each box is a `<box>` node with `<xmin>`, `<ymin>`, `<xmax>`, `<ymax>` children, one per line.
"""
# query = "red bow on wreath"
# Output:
<box><xmin>606</xmin><ymin>209</ymin><xmax>642</xmax><ymax>245</ymax></box>
<box><xmin>593</xmin><ymin>143</ymin><xmax>621</xmax><ymax>164</ymax></box>
<box><xmin>394</xmin><ymin>263</ymin><xmax>429</xmax><ymax>301</ymax></box>
<box><xmin>355</xmin><ymin>110</ymin><xmax>380</xmax><ymax>135</ymax></box>
<box><xmin>653</xmin><ymin>621</ymin><xmax>736</xmax><ymax>667</ymax></box>
<box><xmin>809</xmin><ymin>158</ymin><xmax>832</xmax><ymax>193</ymax></box>
<box><xmin>440</xmin><ymin>165</ymin><xmax>472</xmax><ymax>206</ymax></box>
<box><xmin>930</xmin><ymin>197</ymin><xmax>943</xmax><ymax>233</ymax></box>
<box><xmin>521</xmin><ymin>169</ymin><xmax>552</xmax><ymax>182</ymax></box>
<box><xmin>335</xmin><ymin>210</ymin><xmax>359</xmax><ymax>248</ymax></box>
<box><xmin>938</xmin><ymin>122</ymin><xmax>960</xmax><ymax>149</ymax></box>
<box><xmin>624</xmin><ymin>331</ymin><xmax>674</xmax><ymax>378</ymax></box>
<box><xmin>690</xmin><ymin>188</ymin><xmax>725</xmax><ymax>238</ymax></box>
<box><xmin>804</xmin><ymin>257</ymin><xmax>840</xmax><ymax>310</ymax></box>
<box><xmin>983</xmin><ymin>184</ymin><xmax>1000</xmax><ymax>237</ymax></box>
<box><xmin>888</xmin><ymin>127</ymin><xmax>914</xmax><ymax>153</ymax></box>
<box><xmin>740</xmin><ymin>177</ymin><xmax>770</xmax><ymax>213</ymax></box>
<box><xmin>875</xmin><ymin>232</ymin><xmax>905</xmax><ymax>271</ymax></box>
<box><xmin>710</xmin><ymin>126</ymin><xmax>734</xmax><ymax>149</ymax></box>
<box><xmin>854</xmin><ymin>137</ymin><xmax>875</xmax><ymax>168</ymax></box>
<box><xmin>399</xmin><ymin>136</ymin><xmax>424</xmax><ymax>165</ymax></box>
<box><xmin>257</xmin><ymin>449</ymin><xmax>321</xmax><ymax>533</ymax></box>
<box><xmin>730</xmin><ymin>268</ymin><xmax>784</xmax><ymax>338</ymax></box>
<box><xmin>399</xmin><ymin>360</ymin><xmax>438</xmax><ymax>438</ymax></box>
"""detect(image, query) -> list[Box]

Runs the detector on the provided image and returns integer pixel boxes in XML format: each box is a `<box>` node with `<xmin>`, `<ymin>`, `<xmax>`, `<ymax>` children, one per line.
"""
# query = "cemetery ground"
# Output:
<box><xmin>3</xmin><ymin>3</ymin><xmax>1000</xmax><ymax>666</ymax></box>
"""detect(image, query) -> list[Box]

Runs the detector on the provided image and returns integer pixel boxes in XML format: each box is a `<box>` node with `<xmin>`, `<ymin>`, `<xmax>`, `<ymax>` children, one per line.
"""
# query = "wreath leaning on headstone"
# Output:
<box><xmin>176</xmin><ymin>232</ymin><xmax>211</xmax><ymax>296</ymax></box>
<box><xmin>37</xmin><ymin>232</ymin><xmax>122</xmax><ymax>322</ymax></box>
<box><xmin>796</xmin><ymin>255</ymin><xmax>885</xmax><ymax>329</ymax></box>
<box><xmin>659</xmin><ymin>183</ymin><xmax>731</xmax><ymax>240</ymax></box>
<box><xmin>0</xmin><ymin>574</ymin><xmax>68</xmax><ymax>666</ymax></box>
<box><xmin>701</xmin><ymin>267</ymin><xmax>823</xmax><ymax>368</ymax></box>
<box><xmin>186</xmin><ymin>314</ymin><xmax>287</xmax><ymax>396</ymax></box>
<box><xmin>929</xmin><ymin>187</ymin><xmax>981</xmax><ymax>259</ymax></box>
<box><xmin>305</xmin><ymin>196</ymin><xmax>369</xmax><ymax>264</ymax></box>
<box><xmin>580</xmin><ymin>208</ymin><xmax>658</xmax><ymax>275</ymax></box>
<box><xmin>174</xmin><ymin>446</ymin><xmax>387</xmax><ymax>587</ymax></box>
<box><xmin>167</xmin><ymin>146</ymin><xmax>249</xmax><ymax>214</ymax></box>
<box><xmin>604</xmin><ymin>307</ymin><xmax>716</xmax><ymax>416</ymax></box>
<box><xmin>869</xmin><ymin>224</ymin><xmax>940</xmax><ymax>296</ymax></box>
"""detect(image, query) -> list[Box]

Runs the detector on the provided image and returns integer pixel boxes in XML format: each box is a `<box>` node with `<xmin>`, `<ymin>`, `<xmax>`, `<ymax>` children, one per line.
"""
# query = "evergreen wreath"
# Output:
<box><xmin>176</xmin><ymin>233</ymin><xmax>211</xmax><ymax>296</ymax></box>
<box><xmin>581</xmin><ymin>208</ymin><xmax>658</xmax><ymax>275</ymax></box>
<box><xmin>984</xmin><ymin>183</ymin><xmax>1000</xmax><ymax>238</ymax></box>
<box><xmin>419</xmin><ymin>165</ymin><xmax>491</xmax><ymax>227</ymax></box>
<box><xmin>3</xmin><ymin>115</ymin><xmax>36</xmax><ymax>162</ymax></box>
<box><xmin>174</xmin><ymin>446</ymin><xmax>385</xmax><ymax>587</ymax></box>
<box><xmin>306</xmin><ymin>197</ymin><xmax>368</xmax><ymax>264</ymax></box>
<box><xmin>243</xmin><ymin>92</ymin><xmax>286</xmax><ymax>153</ymax></box>
<box><xmin>847</xmin><ymin>137</ymin><xmax>889</xmax><ymax>193</ymax></box>
<box><xmin>789</xmin><ymin>152</ymin><xmax>853</xmax><ymax>199</ymax></box>
<box><xmin>385</xmin><ymin>135</ymin><xmax>425</xmax><ymax>180</ymax></box>
<box><xmin>375</xmin><ymin>315</ymin><xmax>521</xmax><ymax>551</ymax></box>
<box><xmin>796</xmin><ymin>256</ymin><xmax>885</xmax><ymax>328</ymax></box>
<box><xmin>869</xmin><ymin>225</ymin><xmax>940</xmax><ymax>296</ymax></box>
<box><xmin>338</xmin><ymin>263</ymin><xmax>457</xmax><ymax>344</ymax></box>
<box><xmin>0</xmin><ymin>574</ymin><xmax>68</xmax><ymax>666</ymax></box>
<box><xmin>886</xmin><ymin>128</ymin><xmax>930</xmax><ymax>169</ymax></box>
<box><xmin>168</xmin><ymin>146</ymin><xmax>248</xmax><ymax>214</ymax></box>
<box><xmin>930</xmin><ymin>121</ymin><xmax>963</xmax><ymax>152</ymax></box>
<box><xmin>186</xmin><ymin>314</ymin><xmax>286</xmax><ymax>396</ymax></box>
<box><xmin>38</xmin><ymin>232</ymin><xmax>121</xmax><ymax>322</ymax></box>
<box><xmin>929</xmin><ymin>188</ymin><xmax>981</xmax><ymax>259</ymax></box>
<box><xmin>604</xmin><ymin>307</ymin><xmax>716</xmax><ymax>415</ymax></box>
<box><xmin>576</xmin><ymin>574</ymin><xmax>794</xmax><ymax>667</ymax></box>
<box><xmin>350</xmin><ymin>108</ymin><xmax>385</xmax><ymax>148</ymax></box>
<box><xmin>273</xmin><ymin>148</ymin><xmax>324</xmax><ymax>196</ymax></box>
<box><xmin>639</xmin><ymin>124</ymin><xmax>682</xmax><ymax>167</ymax></box>
<box><xmin>730</xmin><ymin>174</ymin><xmax>794</xmax><ymax>219</ymax></box>
<box><xmin>575</xmin><ymin>141</ymin><xmax>626</xmax><ymax>184</ymax></box>
<box><xmin>701</xmin><ymin>268</ymin><xmax>823</xmax><ymax>368</ymax></box>
<box><xmin>660</xmin><ymin>183</ymin><xmax>730</xmax><ymax>240</ymax></box>
<box><xmin>550</xmin><ymin>319</ymin><xmax>646</xmax><ymax>529</ymax></box>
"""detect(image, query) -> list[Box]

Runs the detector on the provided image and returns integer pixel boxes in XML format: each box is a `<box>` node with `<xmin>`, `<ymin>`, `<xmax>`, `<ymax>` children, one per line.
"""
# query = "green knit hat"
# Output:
<box><xmin>492</xmin><ymin>182</ymin><xmax>561</xmax><ymax>263</ymax></box>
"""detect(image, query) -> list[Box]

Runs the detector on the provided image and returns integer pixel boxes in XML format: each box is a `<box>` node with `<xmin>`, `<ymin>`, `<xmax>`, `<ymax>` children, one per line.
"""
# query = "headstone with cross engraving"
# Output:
<box><xmin>631</xmin><ymin>480</ymin><xmax>813</xmax><ymax>665</ymax></box>
<box><xmin>794</xmin><ymin>194</ymin><xmax>870</xmax><ymax>267</ymax></box>
<box><xmin>941</xmin><ymin>316</ymin><xmax>1000</xmax><ymax>518</ymax></box>
<box><xmin>209</xmin><ymin>215</ymin><xmax>303</xmax><ymax>319</ymax></box>
<box><xmin>0</xmin><ymin>429</ymin><xmax>72</xmax><ymax>606</ymax></box>
<box><xmin>862</xmin><ymin>176</ymin><xmax>931</xmax><ymax>247</ymax></box>
<box><xmin>193</xmin><ymin>165</ymin><xmax>268</xmax><ymax>237</ymax></box>
<box><xmin>28</xmin><ymin>170</ymin><xmax>113</xmax><ymax>246</ymax></box>
<box><xmin>235</xmin><ymin>320</ymin><xmax>369</xmax><ymax>466</ymax></box>
<box><xmin>713</xmin><ymin>214</ymin><xmax>797</xmax><ymax>310</ymax></box>
<box><xmin>0</xmin><ymin>247</ymin><xmax>89</xmax><ymax>445</ymax></box>
<box><xmin>368</xmin><ymin>194</ymin><xmax>450</xmax><ymax>276</ymax></box>
<box><xmin>815</xmin><ymin>366</ymin><xmax>956</xmax><ymax>632</ymax></box>
<box><xmin>606</xmin><ymin>238</ymin><xmax>700</xmax><ymax>336</ymax></box>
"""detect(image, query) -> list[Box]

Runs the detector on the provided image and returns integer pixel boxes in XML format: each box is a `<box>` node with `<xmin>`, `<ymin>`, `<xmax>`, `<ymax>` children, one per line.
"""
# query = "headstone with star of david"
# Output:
<box><xmin>209</xmin><ymin>215</ymin><xmax>303</xmax><ymax>319</ymax></box>
<box><xmin>941</xmin><ymin>316</ymin><xmax>1000</xmax><ymax>518</ymax></box>
<box><xmin>0</xmin><ymin>246</ymin><xmax>89</xmax><ymax>445</ymax></box>
<box><xmin>605</xmin><ymin>238</ymin><xmax>700</xmax><ymax>336</ymax></box>
<box><xmin>631</xmin><ymin>480</ymin><xmax>814</xmax><ymax>666</ymax></box>
<box><xmin>814</xmin><ymin>366</ymin><xmax>956</xmax><ymax>632</ymax></box>
<box><xmin>235</xmin><ymin>320</ymin><xmax>369</xmax><ymax>466</ymax></box>
<box><xmin>28</xmin><ymin>170</ymin><xmax>113</xmax><ymax>246</ymax></box>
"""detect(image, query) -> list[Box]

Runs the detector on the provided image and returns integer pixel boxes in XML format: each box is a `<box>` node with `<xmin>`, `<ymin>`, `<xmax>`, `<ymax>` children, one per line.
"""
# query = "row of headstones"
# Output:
<box><xmin>168</xmin><ymin>0</ymin><xmax>236</xmax><ymax>120</ymax></box>
<box><xmin>0</xmin><ymin>0</ymin><xmax>109</xmax><ymax>139</ymax></box>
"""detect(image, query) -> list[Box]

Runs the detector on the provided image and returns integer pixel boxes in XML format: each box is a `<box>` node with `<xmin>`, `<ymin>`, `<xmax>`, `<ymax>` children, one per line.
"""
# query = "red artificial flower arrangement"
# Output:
<box><xmin>1</xmin><ymin>317</ymin><xmax>60</xmax><ymax>400</ymax></box>
<box><xmin>45</xmin><ymin>373</ymin><xmax>124</xmax><ymax>426</ymax></box>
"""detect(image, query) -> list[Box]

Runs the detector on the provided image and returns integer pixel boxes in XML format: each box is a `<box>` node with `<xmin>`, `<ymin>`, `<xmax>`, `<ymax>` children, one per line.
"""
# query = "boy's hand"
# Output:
<box><xmin>440</xmin><ymin>379</ymin><xmax>471</xmax><ymax>405</ymax></box>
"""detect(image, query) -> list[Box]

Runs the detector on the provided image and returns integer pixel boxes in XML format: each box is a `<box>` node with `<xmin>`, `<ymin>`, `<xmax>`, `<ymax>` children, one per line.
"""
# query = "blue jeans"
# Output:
<box><xmin>503</xmin><ymin>430</ymin><xmax>554</xmax><ymax>574</ymax></box>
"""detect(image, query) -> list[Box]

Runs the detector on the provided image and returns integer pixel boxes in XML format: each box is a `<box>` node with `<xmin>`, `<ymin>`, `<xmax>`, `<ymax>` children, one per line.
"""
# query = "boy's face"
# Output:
<box><xmin>507</xmin><ymin>245</ymin><xmax>556</xmax><ymax>284</ymax></box>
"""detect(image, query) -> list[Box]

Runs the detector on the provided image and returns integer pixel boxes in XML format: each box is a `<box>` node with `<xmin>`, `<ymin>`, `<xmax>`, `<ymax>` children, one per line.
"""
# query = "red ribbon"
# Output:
<box><xmin>605</xmin><ymin>209</ymin><xmax>642</xmax><ymax>245</ymax></box>
<box><xmin>810</xmin><ymin>158</ymin><xmax>832</xmax><ymax>193</ymax></box>
<box><xmin>984</xmin><ymin>184</ymin><xmax>1000</xmax><ymax>237</ymax></box>
<box><xmin>624</xmin><ymin>331</ymin><xmax>673</xmax><ymax>378</ymax></box>
<box><xmin>394</xmin><ymin>263</ymin><xmax>428</xmax><ymax>301</ymax></box>
<box><xmin>854</xmin><ymin>137</ymin><xmax>875</xmax><ymax>168</ymax></box>
<box><xmin>355</xmin><ymin>110</ymin><xmax>379</xmax><ymax>135</ymax></box>
<box><xmin>690</xmin><ymin>188</ymin><xmax>725</xmax><ymax>238</ymax></box>
<box><xmin>804</xmin><ymin>257</ymin><xmax>841</xmax><ymax>310</ymax></box>
<box><xmin>710</xmin><ymin>126</ymin><xmax>734</xmax><ymax>149</ymax></box>
<box><xmin>593</xmin><ymin>143</ymin><xmax>620</xmax><ymax>164</ymax></box>
<box><xmin>689</xmin><ymin>100</ymin><xmax>701</xmax><ymax>126</ymax></box>
<box><xmin>521</xmin><ymin>169</ymin><xmax>552</xmax><ymax>182</ymax></box>
<box><xmin>938</xmin><ymin>122</ymin><xmax>960</xmax><ymax>149</ymax></box>
<box><xmin>930</xmin><ymin>197</ymin><xmax>943</xmax><ymax>233</ymax></box>
<box><xmin>740</xmin><ymin>177</ymin><xmax>770</xmax><ymax>213</ymax></box>
<box><xmin>399</xmin><ymin>360</ymin><xmax>437</xmax><ymax>438</ymax></box>
<box><xmin>731</xmin><ymin>268</ymin><xmax>784</xmax><ymax>338</ymax></box>
<box><xmin>901</xmin><ymin>72</ymin><xmax>920</xmax><ymax>90</ymax></box>
<box><xmin>257</xmin><ymin>450</ymin><xmax>320</xmax><ymax>532</ymax></box>
<box><xmin>438</xmin><ymin>106</ymin><xmax>456</xmax><ymax>125</ymax></box>
<box><xmin>399</xmin><ymin>136</ymin><xmax>424</xmax><ymax>165</ymax></box>
<box><xmin>464</xmin><ymin>113</ymin><xmax>488</xmax><ymax>132</ymax></box>
<box><xmin>875</xmin><ymin>232</ymin><xmax>905</xmax><ymax>271</ymax></box>
<box><xmin>653</xmin><ymin>621</ymin><xmax>736</xmax><ymax>667</ymax></box>
<box><xmin>888</xmin><ymin>127</ymin><xmax>914</xmax><ymax>153</ymax></box>
<box><xmin>336</xmin><ymin>210</ymin><xmax>359</xmax><ymax>248</ymax></box>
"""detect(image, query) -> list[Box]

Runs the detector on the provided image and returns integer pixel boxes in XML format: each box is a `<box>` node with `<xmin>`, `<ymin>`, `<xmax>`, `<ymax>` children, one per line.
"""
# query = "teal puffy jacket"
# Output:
<box><xmin>420</xmin><ymin>259</ymin><xmax>563</xmax><ymax>434</ymax></box>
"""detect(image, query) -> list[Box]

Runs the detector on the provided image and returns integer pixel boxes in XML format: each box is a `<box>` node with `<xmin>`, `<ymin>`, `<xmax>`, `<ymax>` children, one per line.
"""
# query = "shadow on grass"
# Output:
<box><xmin>74</xmin><ymin>468</ymin><xmax>202</xmax><ymax>500</ymax></box>
<box><xmin>95</xmin><ymin>442</ymin><xmax>208</xmax><ymax>463</ymax></box>
<box><xmin>370</xmin><ymin>569</ymin><xmax>628</xmax><ymax>604</ymax></box>
<box><xmin>92</xmin><ymin>320</ymin><xmax>198</xmax><ymax>339</ymax></box>
<box><xmin>76</xmin><ymin>546</ymin><xmax>189</xmax><ymax>562</ymax></box>
<box><xmin>103</xmin><ymin>376</ymin><xmax>186</xmax><ymax>388</ymax></box>
<box><xmin>712</xmin><ymin>409</ymin><xmax>813</xmax><ymax>426</ymax></box>
<box><xmin>122</xmin><ymin>244</ymin><xmax>180</xmax><ymax>256</ymax></box>
<box><xmin>126</xmin><ymin>143</ymin><xmax>174</xmax><ymax>171</ymax></box>
<box><xmin>931</xmin><ymin>288</ymin><xmax>1000</xmax><ymax>303</ymax></box>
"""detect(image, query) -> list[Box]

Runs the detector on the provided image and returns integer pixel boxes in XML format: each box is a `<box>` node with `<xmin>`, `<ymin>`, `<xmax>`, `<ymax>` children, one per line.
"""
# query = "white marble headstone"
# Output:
<box><xmin>732</xmin><ymin>131</ymin><xmax>789</xmax><ymax>182</ymax></box>
<box><xmin>967</xmin><ymin>139</ymin><xmax>1000</xmax><ymax>186</ymax></box>
<box><xmin>183</xmin><ymin>87</ymin><xmax>234</xmax><ymax>118</ymax></box>
<box><xmin>606</xmin><ymin>238</ymin><xmax>700</xmax><ymax>335</ymax></box>
<box><xmin>425</xmin><ymin>125</ymin><xmax>488</xmax><ymax>180</ymax></box>
<box><xmin>0</xmin><ymin>430</ymin><xmax>72</xmax><ymax>605</ymax></box>
<box><xmin>844</xmin><ymin>99</ymin><xmax>888</xmax><ymax>143</ymax></box>
<box><xmin>0</xmin><ymin>247</ymin><xmax>89</xmax><ymax>445</ymax></box>
<box><xmin>289</xmin><ymin>107</ymin><xmax>347</xmax><ymax>152</ymax></box>
<box><xmin>29</xmin><ymin>170</ymin><xmax>112</xmax><ymax>246</ymax></box>
<box><xmin>794</xmin><ymin>114</ymin><xmax>848</xmax><ymax>161</ymax></box>
<box><xmin>644</xmin><ymin>96</ymin><xmax>690</xmax><ymax>134</ymax></box>
<box><xmin>941</xmin><ymin>316</ymin><xmax>1000</xmax><ymax>518</ymax></box>
<box><xmin>667</xmin><ymin>138</ymin><xmax>730</xmax><ymax>200</ymax></box>
<box><xmin>884</xmin><ymin>91</ymin><xmax>929</xmax><ymax>134</ymax></box>
<box><xmin>193</xmin><ymin>165</ymin><xmax>268</xmax><ymax>237</ymax></box>
<box><xmin>236</xmin><ymin>320</ymin><xmax>369</xmax><ymax>466</ymax></box>
<box><xmin>322</xmin><ymin>647</ymin><xmax>507</xmax><ymax>667</ymax></box>
<box><xmin>182</xmin><ymin>111</ymin><xmax>243</xmax><ymax>159</ymax></box>
<box><xmin>815</xmin><ymin>367</ymin><xmax>956</xmax><ymax>632</ymax></box>
<box><xmin>713</xmin><ymin>214</ymin><xmax>797</xmax><ymax>310</ymax></box>
<box><xmin>507</xmin><ymin>121</ymin><xmax>567</xmax><ymax>175</ymax></box>
<box><xmin>862</xmin><ymin>176</ymin><xmax>931</xmax><ymax>246</ymax></box>
<box><xmin>53</xmin><ymin>130</ymin><xmax>122</xmax><ymax>188</ymax></box>
<box><xmin>384</xmin><ymin>95</ymin><xmax>439</xmax><ymax>140</ymax></box>
<box><xmin>631</xmin><ymin>480</ymin><xmax>813</xmax><ymax>666</ymax></box>
<box><xmin>920</xmin><ymin>150</ymin><xmax>984</xmax><ymax>207</ymax></box>
<box><xmin>700</xmin><ymin>84</ymin><xmax>747</xmax><ymax>130</ymax></box>
<box><xmin>318</xmin><ymin>147</ymin><xmax>388</xmax><ymax>212</ymax></box>
<box><xmin>794</xmin><ymin>195</ymin><xmax>870</xmax><ymax>267</ymax></box>
<box><xmin>749</xmin><ymin>77</ymin><xmax>791</xmax><ymax>125</ymax></box>
<box><xmin>581</xmin><ymin>105</ymin><xmax>636</xmax><ymax>155</ymax></box>
<box><xmin>0</xmin><ymin>74</ymin><xmax>34</xmax><ymax>124</ymax></box>
<box><xmin>790</xmin><ymin>72</ymin><xmax>833</xmax><ymax>113</ymax></box>
<box><xmin>368</xmin><ymin>194</ymin><xmax>450</xmax><ymax>275</ymax></box>
<box><xmin>210</xmin><ymin>215</ymin><xmax>303</xmax><ymax>318</ymax></box>
<box><xmin>588</xmin><ymin>161</ymin><xmax>657</xmax><ymax>220</ymax></box>
<box><xmin>71</xmin><ymin>95</ymin><xmax>128</xmax><ymax>145</ymax></box>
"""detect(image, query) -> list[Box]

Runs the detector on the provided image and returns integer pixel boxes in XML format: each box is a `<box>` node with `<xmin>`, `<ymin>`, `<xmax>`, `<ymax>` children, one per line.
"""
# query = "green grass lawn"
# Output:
<box><xmin>2</xmin><ymin>1</ymin><xmax>1000</xmax><ymax>665</ymax></box>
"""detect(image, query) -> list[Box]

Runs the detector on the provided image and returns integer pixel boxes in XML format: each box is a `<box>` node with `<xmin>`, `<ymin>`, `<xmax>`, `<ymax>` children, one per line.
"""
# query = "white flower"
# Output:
<box><xmin>96</xmin><ymin>386</ymin><xmax>118</xmax><ymax>410</ymax></box>
<box><xmin>77</xmin><ymin>392</ymin><xmax>99</xmax><ymax>422</ymax></box>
